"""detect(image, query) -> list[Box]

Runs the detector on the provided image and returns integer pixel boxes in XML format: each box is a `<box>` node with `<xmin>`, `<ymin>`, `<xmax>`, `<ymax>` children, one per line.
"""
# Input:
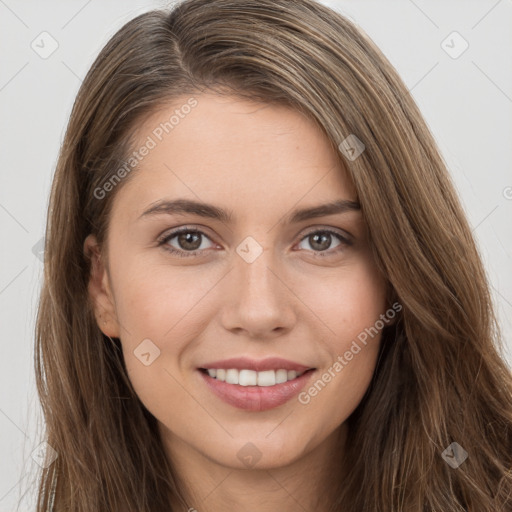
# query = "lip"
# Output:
<box><xmin>198</xmin><ymin>367</ymin><xmax>316</xmax><ymax>411</ymax></box>
<box><xmin>199</xmin><ymin>357</ymin><xmax>312</xmax><ymax>373</ymax></box>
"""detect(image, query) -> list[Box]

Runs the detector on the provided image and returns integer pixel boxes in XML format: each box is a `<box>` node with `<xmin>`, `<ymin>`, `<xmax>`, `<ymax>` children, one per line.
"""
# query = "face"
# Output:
<box><xmin>85</xmin><ymin>92</ymin><xmax>390</xmax><ymax>471</ymax></box>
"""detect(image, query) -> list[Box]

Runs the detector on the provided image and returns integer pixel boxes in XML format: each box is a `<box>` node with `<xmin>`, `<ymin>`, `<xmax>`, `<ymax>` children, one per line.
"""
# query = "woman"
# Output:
<box><xmin>34</xmin><ymin>0</ymin><xmax>512</xmax><ymax>510</ymax></box>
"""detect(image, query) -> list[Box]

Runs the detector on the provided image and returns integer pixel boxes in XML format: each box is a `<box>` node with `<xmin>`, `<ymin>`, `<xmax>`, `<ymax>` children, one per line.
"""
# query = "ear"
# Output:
<box><xmin>83</xmin><ymin>234</ymin><xmax>121</xmax><ymax>338</ymax></box>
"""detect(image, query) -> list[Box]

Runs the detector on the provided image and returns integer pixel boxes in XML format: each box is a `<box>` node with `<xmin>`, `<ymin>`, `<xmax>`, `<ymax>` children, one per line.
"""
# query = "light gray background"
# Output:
<box><xmin>1</xmin><ymin>0</ymin><xmax>511</xmax><ymax>510</ymax></box>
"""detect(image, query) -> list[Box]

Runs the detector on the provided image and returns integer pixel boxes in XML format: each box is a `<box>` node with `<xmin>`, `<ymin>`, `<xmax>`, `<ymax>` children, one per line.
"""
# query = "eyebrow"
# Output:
<box><xmin>138</xmin><ymin>198</ymin><xmax>361</xmax><ymax>224</ymax></box>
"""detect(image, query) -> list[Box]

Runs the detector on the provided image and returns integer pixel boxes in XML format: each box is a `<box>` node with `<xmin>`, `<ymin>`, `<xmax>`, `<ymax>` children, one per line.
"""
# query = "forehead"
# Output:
<box><xmin>111</xmin><ymin>92</ymin><xmax>358</xmax><ymax>223</ymax></box>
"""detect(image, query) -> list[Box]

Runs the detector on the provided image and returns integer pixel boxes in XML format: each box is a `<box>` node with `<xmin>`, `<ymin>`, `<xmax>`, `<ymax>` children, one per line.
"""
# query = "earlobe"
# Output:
<box><xmin>83</xmin><ymin>234</ymin><xmax>121</xmax><ymax>338</ymax></box>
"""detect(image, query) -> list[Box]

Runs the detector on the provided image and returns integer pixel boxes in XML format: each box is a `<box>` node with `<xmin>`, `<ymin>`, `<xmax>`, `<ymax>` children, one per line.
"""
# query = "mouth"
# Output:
<box><xmin>197</xmin><ymin>365</ymin><xmax>317</xmax><ymax>411</ymax></box>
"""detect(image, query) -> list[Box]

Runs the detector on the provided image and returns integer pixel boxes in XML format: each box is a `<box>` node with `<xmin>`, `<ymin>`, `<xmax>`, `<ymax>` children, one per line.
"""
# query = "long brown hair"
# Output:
<box><xmin>34</xmin><ymin>0</ymin><xmax>512</xmax><ymax>510</ymax></box>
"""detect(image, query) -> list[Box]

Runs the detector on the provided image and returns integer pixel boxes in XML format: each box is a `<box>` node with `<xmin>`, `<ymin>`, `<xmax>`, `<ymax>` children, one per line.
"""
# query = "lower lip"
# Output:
<box><xmin>199</xmin><ymin>369</ymin><xmax>316</xmax><ymax>411</ymax></box>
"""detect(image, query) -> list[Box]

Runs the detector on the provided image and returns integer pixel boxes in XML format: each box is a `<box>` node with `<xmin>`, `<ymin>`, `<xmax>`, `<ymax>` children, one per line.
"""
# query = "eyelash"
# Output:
<box><xmin>157</xmin><ymin>226</ymin><xmax>352</xmax><ymax>259</ymax></box>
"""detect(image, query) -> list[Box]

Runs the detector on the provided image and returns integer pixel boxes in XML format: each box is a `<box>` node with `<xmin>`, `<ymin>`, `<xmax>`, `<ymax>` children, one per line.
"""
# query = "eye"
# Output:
<box><xmin>157</xmin><ymin>226</ymin><xmax>352</xmax><ymax>259</ymax></box>
<box><xmin>157</xmin><ymin>227</ymin><xmax>216</xmax><ymax>258</ymax></box>
<box><xmin>296</xmin><ymin>229</ymin><xmax>351</xmax><ymax>257</ymax></box>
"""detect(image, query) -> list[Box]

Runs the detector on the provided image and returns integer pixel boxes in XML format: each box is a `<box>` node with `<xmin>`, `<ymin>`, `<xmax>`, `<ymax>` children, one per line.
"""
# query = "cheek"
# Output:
<box><xmin>111</xmin><ymin>253</ymin><xmax>220</xmax><ymax>342</ymax></box>
<box><xmin>295</xmin><ymin>258</ymin><xmax>387</xmax><ymax>415</ymax></box>
<box><xmin>114</xmin><ymin>266</ymin><xmax>199</xmax><ymax>419</ymax></box>
<box><xmin>304</xmin><ymin>257</ymin><xmax>387</xmax><ymax>345</ymax></box>
<box><xmin>110</xmin><ymin>255</ymin><xmax>223</xmax><ymax>405</ymax></box>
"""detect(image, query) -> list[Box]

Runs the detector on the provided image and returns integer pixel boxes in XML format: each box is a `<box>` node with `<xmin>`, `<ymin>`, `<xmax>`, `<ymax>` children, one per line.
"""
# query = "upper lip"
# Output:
<box><xmin>200</xmin><ymin>357</ymin><xmax>314</xmax><ymax>372</ymax></box>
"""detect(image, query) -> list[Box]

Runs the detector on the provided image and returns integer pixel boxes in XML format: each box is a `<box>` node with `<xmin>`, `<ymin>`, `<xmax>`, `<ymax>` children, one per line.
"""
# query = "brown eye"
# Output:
<box><xmin>158</xmin><ymin>228</ymin><xmax>215</xmax><ymax>257</ymax></box>
<box><xmin>297</xmin><ymin>229</ymin><xmax>351</xmax><ymax>256</ymax></box>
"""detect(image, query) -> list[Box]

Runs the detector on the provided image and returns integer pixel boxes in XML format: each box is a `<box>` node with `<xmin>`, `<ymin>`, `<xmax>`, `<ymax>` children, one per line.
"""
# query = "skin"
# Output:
<box><xmin>85</xmin><ymin>92</ymin><xmax>390</xmax><ymax>512</ymax></box>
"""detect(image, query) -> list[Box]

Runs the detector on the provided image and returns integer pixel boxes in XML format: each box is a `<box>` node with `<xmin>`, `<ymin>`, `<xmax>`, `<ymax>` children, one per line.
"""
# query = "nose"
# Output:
<box><xmin>219</xmin><ymin>244</ymin><xmax>297</xmax><ymax>339</ymax></box>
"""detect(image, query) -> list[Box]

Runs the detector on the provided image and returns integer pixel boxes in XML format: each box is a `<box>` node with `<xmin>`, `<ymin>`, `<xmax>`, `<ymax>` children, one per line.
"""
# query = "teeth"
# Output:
<box><xmin>225</xmin><ymin>369</ymin><xmax>238</xmax><ymax>384</ymax></box>
<box><xmin>276</xmin><ymin>369</ymin><xmax>288</xmax><ymax>384</ymax></box>
<box><xmin>257</xmin><ymin>370</ymin><xmax>275</xmax><ymax>387</ymax></box>
<box><xmin>239</xmin><ymin>369</ymin><xmax>257</xmax><ymax>386</ymax></box>
<box><xmin>205</xmin><ymin>368</ymin><xmax>306</xmax><ymax>386</ymax></box>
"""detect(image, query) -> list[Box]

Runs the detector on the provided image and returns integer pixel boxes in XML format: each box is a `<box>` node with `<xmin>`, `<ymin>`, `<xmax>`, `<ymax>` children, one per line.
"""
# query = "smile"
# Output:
<box><xmin>198</xmin><ymin>367</ymin><xmax>316</xmax><ymax>411</ymax></box>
